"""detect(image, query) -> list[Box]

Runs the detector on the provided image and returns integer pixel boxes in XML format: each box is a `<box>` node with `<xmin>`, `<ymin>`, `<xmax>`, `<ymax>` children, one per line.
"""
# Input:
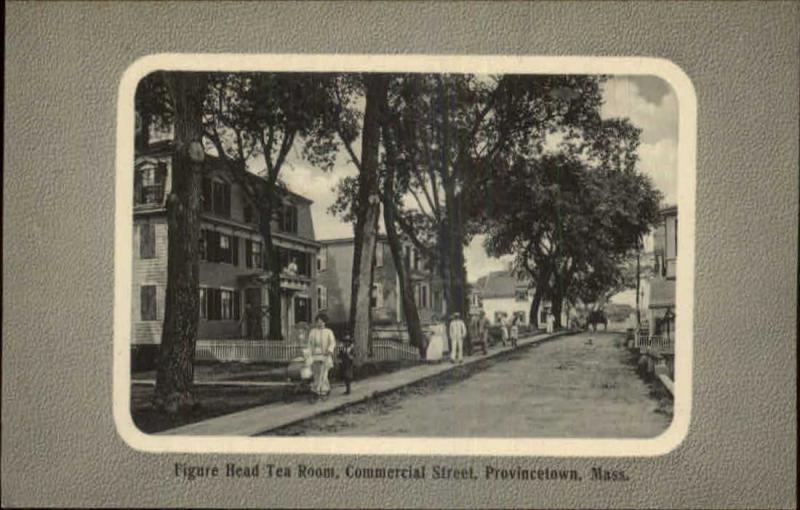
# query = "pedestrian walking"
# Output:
<box><xmin>338</xmin><ymin>334</ymin><xmax>356</xmax><ymax>395</ymax></box>
<box><xmin>308</xmin><ymin>312</ymin><xmax>336</xmax><ymax>401</ymax></box>
<box><xmin>426</xmin><ymin>315</ymin><xmax>446</xmax><ymax>361</ymax></box>
<box><xmin>449</xmin><ymin>313</ymin><xmax>467</xmax><ymax>363</ymax></box>
<box><xmin>510</xmin><ymin>315</ymin><xmax>519</xmax><ymax>348</ymax></box>
<box><xmin>477</xmin><ymin>310</ymin><xmax>489</xmax><ymax>355</ymax></box>
<box><xmin>499</xmin><ymin>314</ymin><xmax>509</xmax><ymax>346</ymax></box>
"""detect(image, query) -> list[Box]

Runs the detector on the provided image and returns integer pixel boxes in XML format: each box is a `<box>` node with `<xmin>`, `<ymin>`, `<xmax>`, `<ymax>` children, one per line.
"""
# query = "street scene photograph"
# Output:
<box><xmin>126</xmin><ymin>67</ymin><xmax>680</xmax><ymax>439</ymax></box>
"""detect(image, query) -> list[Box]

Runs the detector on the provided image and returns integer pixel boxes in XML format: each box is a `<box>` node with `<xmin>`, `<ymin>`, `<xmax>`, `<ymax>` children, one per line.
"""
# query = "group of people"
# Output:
<box><xmin>424</xmin><ymin>311</ymin><xmax>522</xmax><ymax>363</ymax></box>
<box><xmin>301</xmin><ymin>309</ymin><xmax>526</xmax><ymax>403</ymax></box>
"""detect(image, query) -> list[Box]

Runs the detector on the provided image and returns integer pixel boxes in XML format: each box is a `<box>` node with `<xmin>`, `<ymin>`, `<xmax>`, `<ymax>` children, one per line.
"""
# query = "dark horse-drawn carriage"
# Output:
<box><xmin>587</xmin><ymin>310</ymin><xmax>608</xmax><ymax>332</ymax></box>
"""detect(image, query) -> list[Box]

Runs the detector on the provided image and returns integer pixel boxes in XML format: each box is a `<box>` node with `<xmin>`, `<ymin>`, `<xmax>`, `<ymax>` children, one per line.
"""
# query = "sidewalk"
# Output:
<box><xmin>158</xmin><ymin>330</ymin><xmax>568</xmax><ymax>436</ymax></box>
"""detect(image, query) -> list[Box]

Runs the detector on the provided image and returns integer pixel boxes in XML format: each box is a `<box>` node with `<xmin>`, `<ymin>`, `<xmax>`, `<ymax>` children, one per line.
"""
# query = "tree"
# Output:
<box><xmin>380</xmin><ymin>76</ymin><xmax>428</xmax><ymax>356</ymax></box>
<box><xmin>202</xmin><ymin>73</ymin><xmax>343</xmax><ymax>339</ymax></box>
<box><xmin>153</xmin><ymin>72</ymin><xmax>207</xmax><ymax>413</ymax></box>
<box><xmin>346</xmin><ymin>74</ymin><xmax>390</xmax><ymax>357</ymax></box>
<box><xmin>484</xmin><ymin>151</ymin><xmax>662</xmax><ymax>329</ymax></box>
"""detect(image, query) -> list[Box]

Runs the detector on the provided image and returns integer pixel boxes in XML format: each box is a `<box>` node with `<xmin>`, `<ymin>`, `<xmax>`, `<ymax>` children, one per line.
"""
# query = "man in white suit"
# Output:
<box><xmin>449</xmin><ymin>312</ymin><xmax>467</xmax><ymax>364</ymax></box>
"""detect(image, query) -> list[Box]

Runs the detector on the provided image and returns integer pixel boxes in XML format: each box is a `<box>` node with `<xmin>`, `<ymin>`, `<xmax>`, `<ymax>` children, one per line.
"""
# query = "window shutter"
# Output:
<box><xmin>202</xmin><ymin>178</ymin><xmax>212</xmax><ymax>212</ymax></box>
<box><xmin>212</xmin><ymin>231</ymin><xmax>221</xmax><ymax>262</ymax></box>
<box><xmin>245</xmin><ymin>239</ymin><xmax>253</xmax><ymax>268</ymax></box>
<box><xmin>134</xmin><ymin>169</ymin><xmax>143</xmax><ymax>204</ymax></box>
<box><xmin>140</xmin><ymin>285</ymin><xmax>156</xmax><ymax>321</ymax></box>
<box><xmin>224</xmin><ymin>183</ymin><xmax>231</xmax><ymax>217</ymax></box>
<box><xmin>231</xmin><ymin>235</ymin><xmax>239</xmax><ymax>266</ymax></box>
<box><xmin>233</xmin><ymin>290</ymin><xmax>241</xmax><ymax>321</ymax></box>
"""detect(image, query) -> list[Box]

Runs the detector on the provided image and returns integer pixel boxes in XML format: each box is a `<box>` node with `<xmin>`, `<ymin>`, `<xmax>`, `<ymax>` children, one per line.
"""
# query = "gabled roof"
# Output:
<box><xmin>135</xmin><ymin>141</ymin><xmax>313</xmax><ymax>204</ymax></box>
<box><xmin>474</xmin><ymin>270</ymin><xmax>530</xmax><ymax>299</ymax></box>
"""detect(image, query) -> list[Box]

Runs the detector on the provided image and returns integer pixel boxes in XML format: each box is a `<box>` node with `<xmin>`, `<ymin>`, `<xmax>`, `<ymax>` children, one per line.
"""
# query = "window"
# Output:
<box><xmin>199</xmin><ymin>288</ymin><xmax>207</xmax><ymax>319</ymax></box>
<box><xmin>375</xmin><ymin>243</ymin><xmax>383</xmax><ymax>267</ymax></box>
<box><xmin>199</xmin><ymin>229</ymin><xmax>207</xmax><ymax>261</ymax></box>
<box><xmin>317</xmin><ymin>247</ymin><xmax>327</xmax><ymax>272</ymax></box>
<box><xmin>134</xmin><ymin>162</ymin><xmax>166</xmax><ymax>205</ymax></box>
<box><xmin>243</xmin><ymin>205</ymin><xmax>254</xmax><ymax>224</ymax></box>
<box><xmin>413</xmin><ymin>248</ymin><xmax>420</xmax><ymax>270</ymax></box>
<box><xmin>279</xmin><ymin>203</ymin><xmax>298</xmax><ymax>234</ymax></box>
<box><xmin>215</xmin><ymin>233</ymin><xmax>239</xmax><ymax>265</ymax></box>
<box><xmin>246</xmin><ymin>239</ymin><xmax>262</xmax><ymax>269</ymax></box>
<box><xmin>202</xmin><ymin>178</ymin><xmax>231</xmax><ymax>217</ymax></box>
<box><xmin>515</xmin><ymin>289</ymin><xmax>528</xmax><ymax>302</ymax></box>
<box><xmin>213</xmin><ymin>181</ymin><xmax>231</xmax><ymax>217</ymax></box>
<box><xmin>220</xmin><ymin>290</ymin><xmax>233</xmax><ymax>320</ymax></box>
<box><xmin>295</xmin><ymin>297</ymin><xmax>312</xmax><ymax>323</ymax></box>
<box><xmin>317</xmin><ymin>285</ymin><xmax>327</xmax><ymax>311</ymax></box>
<box><xmin>205</xmin><ymin>288</ymin><xmax>240</xmax><ymax>321</ymax></box>
<box><xmin>140</xmin><ymin>285</ymin><xmax>157</xmax><ymax>321</ymax></box>
<box><xmin>219</xmin><ymin>234</ymin><xmax>231</xmax><ymax>263</ymax></box>
<box><xmin>371</xmin><ymin>283</ymin><xmax>383</xmax><ymax>309</ymax></box>
<box><xmin>416</xmin><ymin>283</ymin><xmax>428</xmax><ymax>309</ymax></box>
<box><xmin>403</xmin><ymin>245</ymin><xmax>411</xmax><ymax>269</ymax></box>
<box><xmin>139</xmin><ymin>223</ymin><xmax>155</xmax><ymax>259</ymax></box>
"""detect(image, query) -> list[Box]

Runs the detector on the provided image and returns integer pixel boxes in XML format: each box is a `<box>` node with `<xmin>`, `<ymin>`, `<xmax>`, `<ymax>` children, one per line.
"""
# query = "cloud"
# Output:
<box><xmin>601</xmin><ymin>77</ymin><xmax>678</xmax><ymax>144</ymax></box>
<box><xmin>638</xmin><ymin>138</ymin><xmax>678</xmax><ymax>206</ymax></box>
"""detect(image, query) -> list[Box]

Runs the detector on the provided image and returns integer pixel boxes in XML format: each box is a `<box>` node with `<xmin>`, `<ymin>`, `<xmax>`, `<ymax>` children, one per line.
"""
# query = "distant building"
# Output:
<box><xmin>131</xmin><ymin>141</ymin><xmax>321</xmax><ymax>363</ymax></box>
<box><xmin>316</xmin><ymin>236</ymin><xmax>445</xmax><ymax>333</ymax></box>
<box><xmin>646</xmin><ymin>205</ymin><xmax>678</xmax><ymax>336</ymax></box>
<box><xmin>474</xmin><ymin>270</ymin><xmax>532</xmax><ymax>325</ymax></box>
<box><xmin>472</xmin><ymin>267</ymin><xmax>572</xmax><ymax>327</ymax></box>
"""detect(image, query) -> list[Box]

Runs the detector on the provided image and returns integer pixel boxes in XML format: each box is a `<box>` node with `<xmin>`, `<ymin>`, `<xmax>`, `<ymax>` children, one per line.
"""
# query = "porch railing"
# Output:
<box><xmin>638</xmin><ymin>334</ymin><xmax>674</xmax><ymax>355</ymax></box>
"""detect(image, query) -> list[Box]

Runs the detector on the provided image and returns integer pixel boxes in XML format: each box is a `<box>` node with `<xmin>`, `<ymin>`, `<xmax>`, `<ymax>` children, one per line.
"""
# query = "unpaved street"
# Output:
<box><xmin>274</xmin><ymin>332</ymin><xmax>672</xmax><ymax>437</ymax></box>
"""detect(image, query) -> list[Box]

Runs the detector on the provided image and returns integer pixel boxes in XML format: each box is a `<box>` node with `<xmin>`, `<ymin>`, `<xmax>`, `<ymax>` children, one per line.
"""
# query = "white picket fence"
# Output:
<box><xmin>637</xmin><ymin>334</ymin><xmax>674</xmax><ymax>355</ymax></box>
<box><xmin>195</xmin><ymin>339</ymin><xmax>420</xmax><ymax>363</ymax></box>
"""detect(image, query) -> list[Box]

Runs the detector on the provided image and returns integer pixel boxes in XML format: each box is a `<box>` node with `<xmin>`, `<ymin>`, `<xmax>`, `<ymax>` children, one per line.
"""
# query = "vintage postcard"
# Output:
<box><xmin>113</xmin><ymin>54</ymin><xmax>695</xmax><ymax>458</ymax></box>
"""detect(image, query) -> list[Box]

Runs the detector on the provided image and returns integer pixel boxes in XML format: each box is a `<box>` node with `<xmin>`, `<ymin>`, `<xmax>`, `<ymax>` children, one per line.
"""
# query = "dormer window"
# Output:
<box><xmin>134</xmin><ymin>161</ymin><xmax>167</xmax><ymax>205</ymax></box>
<box><xmin>279</xmin><ymin>203</ymin><xmax>298</xmax><ymax>234</ymax></box>
<box><xmin>201</xmin><ymin>177</ymin><xmax>231</xmax><ymax>217</ymax></box>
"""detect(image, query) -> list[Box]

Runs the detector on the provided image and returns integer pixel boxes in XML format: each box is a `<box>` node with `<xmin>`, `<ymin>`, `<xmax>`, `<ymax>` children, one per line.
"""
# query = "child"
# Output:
<box><xmin>338</xmin><ymin>334</ymin><xmax>356</xmax><ymax>395</ymax></box>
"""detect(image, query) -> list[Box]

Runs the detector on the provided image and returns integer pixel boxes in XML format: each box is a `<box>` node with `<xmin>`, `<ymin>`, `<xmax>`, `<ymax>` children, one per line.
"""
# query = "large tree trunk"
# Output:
<box><xmin>154</xmin><ymin>72</ymin><xmax>207</xmax><ymax>414</ymax></box>
<box><xmin>551</xmin><ymin>295</ymin><xmax>564</xmax><ymax>329</ymax></box>
<box><xmin>529</xmin><ymin>287</ymin><xmax>542</xmax><ymax>329</ymax></box>
<box><xmin>259</xmin><ymin>203</ymin><xmax>283</xmax><ymax>340</ymax></box>
<box><xmin>349</xmin><ymin>74</ymin><xmax>389</xmax><ymax>359</ymax></box>
<box><xmin>383</xmin><ymin>121</ymin><xmax>428</xmax><ymax>359</ymax></box>
<box><xmin>443</xmin><ymin>172</ymin><xmax>471</xmax><ymax>354</ymax></box>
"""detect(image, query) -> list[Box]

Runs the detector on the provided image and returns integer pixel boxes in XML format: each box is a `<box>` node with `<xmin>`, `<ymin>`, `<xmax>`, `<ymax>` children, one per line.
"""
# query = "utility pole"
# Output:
<box><xmin>635</xmin><ymin>234</ymin><xmax>641</xmax><ymax>328</ymax></box>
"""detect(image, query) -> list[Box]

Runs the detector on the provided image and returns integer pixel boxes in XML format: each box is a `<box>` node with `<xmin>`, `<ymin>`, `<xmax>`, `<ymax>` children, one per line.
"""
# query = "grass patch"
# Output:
<box><xmin>131</xmin><ymin>359</ymin><xmax>424</xmax><ymax>434</ymax></box>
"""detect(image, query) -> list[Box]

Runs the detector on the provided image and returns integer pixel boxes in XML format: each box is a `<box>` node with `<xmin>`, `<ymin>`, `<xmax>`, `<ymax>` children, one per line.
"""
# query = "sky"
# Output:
<box><xmin>277</xmin><ymin>74</ymin><xmax>679</xmax><ymax>283</ymax></box>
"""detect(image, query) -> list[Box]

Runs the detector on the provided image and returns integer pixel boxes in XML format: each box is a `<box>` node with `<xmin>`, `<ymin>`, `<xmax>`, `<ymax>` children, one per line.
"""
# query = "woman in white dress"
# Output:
<box><xmin>425</xmin><ymin>315</ymin><xmax>445</xmax><ymax>361</ymax></box>
<box><xmin>307</xmin><ymin>312</ymin><xmax>336</xmax><ymax>401</ymax></box>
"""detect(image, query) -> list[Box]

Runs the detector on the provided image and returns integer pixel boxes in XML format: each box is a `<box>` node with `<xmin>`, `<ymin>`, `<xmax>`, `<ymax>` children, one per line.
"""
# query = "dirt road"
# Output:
<box><xmin>273</xmin><ymin>332</ymin><xmax>672</xmax><ymax>437</ymax></box>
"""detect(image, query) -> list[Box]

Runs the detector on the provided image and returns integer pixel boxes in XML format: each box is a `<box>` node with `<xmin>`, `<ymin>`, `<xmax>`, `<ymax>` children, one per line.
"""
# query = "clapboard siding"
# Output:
<box><xmin>132</xmin><ymin>216</ymin><xmax>168</xmax><ymax>345</ymax></box>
